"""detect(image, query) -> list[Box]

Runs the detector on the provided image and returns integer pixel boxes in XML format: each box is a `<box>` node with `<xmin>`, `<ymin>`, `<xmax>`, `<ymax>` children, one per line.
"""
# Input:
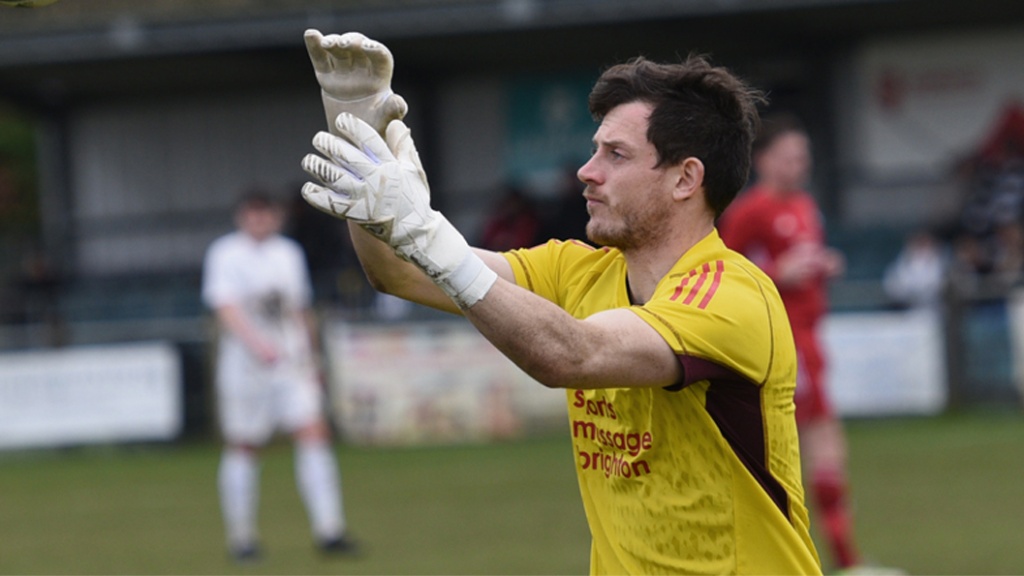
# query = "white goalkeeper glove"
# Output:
<box><xmin>301</xmin><ymin>113</ymin><xmax>497</xmax><ymax>309</ymax></box>
<box><xmin>304</xmin><ymin>29</ymin><xmax>409</xmax><ymax>137</ymax></box>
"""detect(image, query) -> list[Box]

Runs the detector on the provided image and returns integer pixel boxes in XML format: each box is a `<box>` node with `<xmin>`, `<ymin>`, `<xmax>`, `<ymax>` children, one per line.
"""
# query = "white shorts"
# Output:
<box><xmin>215</xmin><ymin>359</ymin><xmax>325</xmax><ymax>446</ymax></box>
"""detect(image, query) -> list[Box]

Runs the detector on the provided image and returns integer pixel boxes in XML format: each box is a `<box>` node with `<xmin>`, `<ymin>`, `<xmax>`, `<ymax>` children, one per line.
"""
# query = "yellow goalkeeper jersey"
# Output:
<box><xmin>504</xmin><ymin>230</ymin><xmax>821</xmax><ymax>575</ymax></box>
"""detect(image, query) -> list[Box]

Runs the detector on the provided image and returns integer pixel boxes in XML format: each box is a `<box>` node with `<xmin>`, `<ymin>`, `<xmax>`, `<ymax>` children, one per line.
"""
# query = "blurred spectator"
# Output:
<box><xmin>883</xmin><ymin>229</ymin><xmax>949</xmax><ymax>310</ymax></box>
<box><xmin>948</xmin><ymin>232</ymin><xmax>990</xmax><ymax>294</ymax></box>
<box><xmin>991</xmin><ymin>219</ymin><xmax>1024</xmax><ymax>285</ymax></box>
<box><xmin>0</xmin><ymin>157</ymin><xmax>25</xmax><ymax>323</ymax></box>
<box><xmin>478</xmin><ymin>183</ymin><xmax>542</xmax><ymax>251</ymax></box>
<box><xmin>948</xmin><ymin>102</ymin><xmax>1024</xmax><ymax>291</ymax></box>
<box><xmin>18</xmin><ymin>246</ymin><xmax>66</xmax><ymax>345</ymax></box>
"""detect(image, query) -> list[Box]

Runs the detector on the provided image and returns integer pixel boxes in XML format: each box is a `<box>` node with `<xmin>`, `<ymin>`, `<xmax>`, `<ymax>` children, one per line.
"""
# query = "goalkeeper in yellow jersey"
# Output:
<box><xmin>300</xmin><ymin>30</ymin><xmax>821</xmax><ymax>575</ymax></box>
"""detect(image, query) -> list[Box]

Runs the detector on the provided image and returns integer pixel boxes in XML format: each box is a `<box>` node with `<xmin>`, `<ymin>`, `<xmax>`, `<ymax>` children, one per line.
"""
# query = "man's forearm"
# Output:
<box><xmin>460</xmin><ymin>279</ymin><xmax>590</xmax><ymax>389</ymax></box>
<box><xmin>460</xmin><ymin>279</ymin><xmax>682</xmax><ymax>391</ymax></box>
<box><xmin>347</xmin><ymin>222</ymin><xmax>459</xmax><ymax>314</ymax></box>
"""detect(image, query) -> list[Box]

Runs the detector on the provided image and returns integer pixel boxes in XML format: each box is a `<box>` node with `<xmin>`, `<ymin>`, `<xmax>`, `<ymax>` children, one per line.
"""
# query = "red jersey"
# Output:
<box><xmin>718</xmin><ymin>184</ymin><xmax>829</xmax><ymax>328</ymax></box>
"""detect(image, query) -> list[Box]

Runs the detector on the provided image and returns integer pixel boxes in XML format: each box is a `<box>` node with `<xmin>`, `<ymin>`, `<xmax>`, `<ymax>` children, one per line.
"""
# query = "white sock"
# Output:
<box><xmin>219</xmin><ymin>448</ymin><xmax>259</xmax><ymax>548</ymax></box>
<box><xmin>295</xmin><ymin>440</ymin><xmax>345</xmax><ymax>540</ymax></box>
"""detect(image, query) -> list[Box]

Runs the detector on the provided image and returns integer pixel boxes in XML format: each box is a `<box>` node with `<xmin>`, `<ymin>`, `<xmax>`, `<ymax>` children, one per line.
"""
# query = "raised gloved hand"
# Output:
<box><xmin>301</xmin><ymin>113</ymin><xmax>496</xmax><ymax>308</ymax></box>
<box><xmin>304</xmin><ymin>29</ymin><xmax>408</xmax><ymax>136</ymax></box>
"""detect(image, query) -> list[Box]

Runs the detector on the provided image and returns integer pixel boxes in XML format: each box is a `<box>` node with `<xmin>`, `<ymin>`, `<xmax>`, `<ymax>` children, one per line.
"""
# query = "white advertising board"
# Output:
<box><xmin>852</xmin><ymin>26</ymin><xmax>1024</xmax><ymax>177</ymax></box>
<box><xmin>823</xmin><ymin>310</ymin><xmax>947</xmax><ymax>417</ymax></box>
<box><xmin>837</xmin><ymin>27</ymin><xmax>1024</xmax><ymax>225</ymax></box>
<box><xmin>324</xmin><ymin>321</ymin><xmax>566</xmax><ymax>446</ymax></box>
<box><xmin>324</xmin><ymin>311</ymin><xmax>941</xmax><ymax>447</ymax></box>
<box><xmin>0</xmin><ymin>342</ymin><xmax>182</xmax><ymax>449</ymax></box>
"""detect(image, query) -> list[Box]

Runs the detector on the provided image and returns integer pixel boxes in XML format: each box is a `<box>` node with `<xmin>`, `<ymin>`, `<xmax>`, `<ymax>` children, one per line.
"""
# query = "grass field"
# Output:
<box><xmin>1</xmin><ymin>409</ymin><xmax>1023</xmax><ymax>575</ymax></box>
<box><xmin>840</xmin><ymin>409</ymin><xmax>1024</xmax><ymax>575</ymax></box>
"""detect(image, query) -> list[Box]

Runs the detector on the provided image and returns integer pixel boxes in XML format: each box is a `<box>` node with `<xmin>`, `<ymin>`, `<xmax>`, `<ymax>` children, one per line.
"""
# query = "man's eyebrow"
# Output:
<box><xmin>595</xmin><ymin>137</ymin><xmax>632</xmax><ymax>150</ymax></box>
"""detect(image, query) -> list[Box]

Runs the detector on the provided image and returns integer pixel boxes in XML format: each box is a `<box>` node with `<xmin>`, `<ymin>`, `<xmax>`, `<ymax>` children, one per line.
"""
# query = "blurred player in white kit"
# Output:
<box><xmin>202</xmin><ymin>189</ymin><xmax>357</xmax><ymax>563</ymax></box>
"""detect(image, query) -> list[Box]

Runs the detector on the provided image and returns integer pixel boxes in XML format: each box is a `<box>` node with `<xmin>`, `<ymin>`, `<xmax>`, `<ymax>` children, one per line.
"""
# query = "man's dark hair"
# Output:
<box><xmin>588</xmin><ymin>55</ymin><xmax>765</xmax><ymax>217</ymax></box>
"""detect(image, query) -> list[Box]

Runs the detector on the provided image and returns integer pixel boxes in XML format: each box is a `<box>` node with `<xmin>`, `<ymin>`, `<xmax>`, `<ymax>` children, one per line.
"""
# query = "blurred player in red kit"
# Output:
<box><xmin>718</xmin><ymin>114</ymin><xmax>864</xmax><ymax>571</ymax></box>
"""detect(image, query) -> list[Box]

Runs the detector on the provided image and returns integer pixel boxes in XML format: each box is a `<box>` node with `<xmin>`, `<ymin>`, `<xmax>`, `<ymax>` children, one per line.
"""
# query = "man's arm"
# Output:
<box><xmin>461</xmin><ymin>278</ymin><xmax>682</xmax><ymax>389</ymax></box>
<box><xmin>347</xmin><ymin>215</ymin><xmax>680</xmax><ymax>388</ymax></box>
<box><xmin>345</xmin><ymin>220</ymin><xmax>513</xmax><ymax>314</ymax></box>
<box><xmin>302</xmin><ymin>115</ymin><xmax>680</xmax><ymax>389</ymax></box>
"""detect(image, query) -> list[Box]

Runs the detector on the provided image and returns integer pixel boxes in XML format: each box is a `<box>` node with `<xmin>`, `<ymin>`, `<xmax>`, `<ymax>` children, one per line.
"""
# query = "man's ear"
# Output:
<box><xmin>672</xmin><ymin>157</ymin><xmax>705</xmax><ymax>201</ymax></box>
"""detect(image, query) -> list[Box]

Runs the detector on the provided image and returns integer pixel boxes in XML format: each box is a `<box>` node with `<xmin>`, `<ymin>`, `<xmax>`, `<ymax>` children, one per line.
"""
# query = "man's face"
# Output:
<box><xmin>756</xmin><ymin>131</ymin><xmax>811</xmax><ymax>193</ymax></box>
<box><xmin>577</xmin><ymin>101</ymin><xmax>676</xmax><ymax>250</ymax></box>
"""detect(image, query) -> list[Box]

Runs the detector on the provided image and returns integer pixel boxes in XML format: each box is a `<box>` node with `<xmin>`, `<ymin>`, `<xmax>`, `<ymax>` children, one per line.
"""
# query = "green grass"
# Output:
<box><xmin>0</xmin><ymin>435</ymin><xmax>590</xmax><ymax>575</ymax></box>
<box><xmin>1</xmin><ymin>411</ymin><xmax>1024</xmax><ymax>574</ymax></box>
<box><xmin>843</xmin><ymin>409</ymin><xmax>1024</xmax><ymax>575</ymax></box>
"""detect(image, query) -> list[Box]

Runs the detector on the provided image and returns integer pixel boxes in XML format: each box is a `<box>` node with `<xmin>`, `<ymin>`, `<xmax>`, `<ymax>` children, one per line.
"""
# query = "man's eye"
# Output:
<box><xmin>591</xmin><ymin>146</ymin><xmax>624</xmax><ymax>160</ymax></box>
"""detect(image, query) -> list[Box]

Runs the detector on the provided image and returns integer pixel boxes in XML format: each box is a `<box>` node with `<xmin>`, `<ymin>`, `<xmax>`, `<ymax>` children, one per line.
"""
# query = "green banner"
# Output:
<box><xmin>505</xmin><ymin>73</ymin><xmax>596</xmax><ymax>198</ymax></box>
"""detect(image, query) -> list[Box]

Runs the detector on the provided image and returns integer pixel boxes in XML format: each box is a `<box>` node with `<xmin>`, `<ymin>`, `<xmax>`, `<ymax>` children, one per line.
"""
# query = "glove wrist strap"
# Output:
<box><xmin>441</xmin><ymin>252</ymin><xmax>498</xmax><ymax>309</ymax></box>
<box><xmin>397</xmin><ymin>218</ymin><xmax>497</xmax><ymax>309</ymax></box>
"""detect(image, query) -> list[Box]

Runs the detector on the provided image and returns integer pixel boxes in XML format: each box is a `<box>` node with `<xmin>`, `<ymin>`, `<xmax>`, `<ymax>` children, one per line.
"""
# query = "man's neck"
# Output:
<box><xmin>622</xmin><ymin>221</ymin><xmax>713</xmax><ymax>305</ymax></box>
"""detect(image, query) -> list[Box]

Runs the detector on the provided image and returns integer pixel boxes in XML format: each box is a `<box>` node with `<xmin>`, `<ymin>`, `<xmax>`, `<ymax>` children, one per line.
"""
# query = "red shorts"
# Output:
<box><xmin>791</xmin><ymin>325</ymin><xmax>834</xmax><ymax>425</ymax></box>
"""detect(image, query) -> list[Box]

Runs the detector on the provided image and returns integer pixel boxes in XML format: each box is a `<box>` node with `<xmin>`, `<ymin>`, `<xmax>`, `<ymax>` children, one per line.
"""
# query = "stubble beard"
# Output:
<box><xmin>586</xmin><ymin>198</ymin><xmax>667</xmax><ymax>251</ymax></box>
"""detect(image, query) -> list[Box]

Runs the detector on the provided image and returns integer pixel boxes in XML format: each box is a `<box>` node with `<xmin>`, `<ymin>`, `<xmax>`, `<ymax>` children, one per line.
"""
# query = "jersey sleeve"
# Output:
<box><xmin>631</xmin><ymin>259</ymin><xmax>784</xmax><ymax>388</ymax></box>
<box><xmin>502</xmin><ymin>239</ymin><xmax>600</xmax><ymax>305</ymax></box>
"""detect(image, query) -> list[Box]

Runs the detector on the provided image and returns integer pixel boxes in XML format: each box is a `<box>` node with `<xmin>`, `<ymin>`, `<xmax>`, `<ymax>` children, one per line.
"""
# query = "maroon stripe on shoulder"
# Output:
<box><xmin>668</xmin><ymin>261</ymin><xmax>726</xmax><ymax>307</ymax></box>
<box><xmin>697</xmin><ymin>261</ymin><xmax>725</xmax><ymax>309</ymax></box>
<box><xmin>670</xmin><ymin>275</ymin><xmax>692</xmax><ymax>301</ymax></box>
<box><xmin>677</xmin><ymin>355</ymin><xmax>791</xmax><ymax>520</ymax></box>
<box><xmin>681</xmin><ymin>263</ymin><xmax>710</xmax><ymax>305</ymax></box>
